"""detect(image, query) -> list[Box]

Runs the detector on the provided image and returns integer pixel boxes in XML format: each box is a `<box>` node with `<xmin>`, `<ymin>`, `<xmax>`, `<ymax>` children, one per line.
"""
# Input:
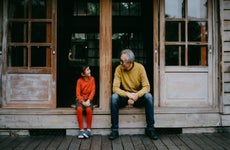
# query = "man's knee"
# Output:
<box><xmin>144</xmin><ymin>93</ymin><xmax>153</xmax><ymax>103</ymax></box>
<box><xmin>111</xmin><ymin>93</ymin><xmax>119</xmax><ymax>104</ymax></box>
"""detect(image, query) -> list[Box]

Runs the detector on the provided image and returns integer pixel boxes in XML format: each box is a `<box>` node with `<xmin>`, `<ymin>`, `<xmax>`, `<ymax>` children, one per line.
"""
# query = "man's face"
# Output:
<box><xmin>120</xmin><ymin>53</ymin><xmax>132</xmax><ymax>71</ymax></box>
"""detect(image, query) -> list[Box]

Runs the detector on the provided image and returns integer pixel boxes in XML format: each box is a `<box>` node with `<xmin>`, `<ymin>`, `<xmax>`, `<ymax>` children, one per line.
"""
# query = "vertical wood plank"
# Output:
<box><xmin>99</xmin><ymin>0</ymin><xmax>112</xmax><ymax>111</ymax></box>
<box><xmin>153</xmin><ymin>0</ymin><xmax>159</xmax><ymax>107</ymax></box>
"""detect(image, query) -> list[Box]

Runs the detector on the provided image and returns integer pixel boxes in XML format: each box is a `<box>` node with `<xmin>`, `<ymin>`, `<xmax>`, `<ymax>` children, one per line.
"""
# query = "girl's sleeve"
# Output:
<box><xmin>76</xmin><ymin>79</ymin><xmax>84</xmax><ymax>103</ymax></box>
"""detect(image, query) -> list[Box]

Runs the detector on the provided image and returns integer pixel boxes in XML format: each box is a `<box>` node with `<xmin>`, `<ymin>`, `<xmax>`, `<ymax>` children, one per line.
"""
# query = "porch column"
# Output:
<box><xmin>99</xmin><ymin>0</ymin><xmax>112</xmax><ymax>111</ymax></box>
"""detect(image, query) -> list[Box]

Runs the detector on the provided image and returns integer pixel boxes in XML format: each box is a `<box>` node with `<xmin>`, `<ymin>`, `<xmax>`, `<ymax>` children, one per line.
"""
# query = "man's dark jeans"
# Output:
<box><xmin>110</xmin><ymin>93</ymin><xmax>155</xmax><ymax>131</ymax></box>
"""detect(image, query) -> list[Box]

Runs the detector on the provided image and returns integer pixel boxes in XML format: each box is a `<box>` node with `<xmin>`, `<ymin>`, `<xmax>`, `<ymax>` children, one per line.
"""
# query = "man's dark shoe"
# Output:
<box><xmin>109</xmin><ymin>131</ymin><xmax>119</xmax><ymax>140</ymax></box>
<box><xmin>145</xmin><ymin>129</ymin><xmax>158</xmax><ymax>140</ymax></box>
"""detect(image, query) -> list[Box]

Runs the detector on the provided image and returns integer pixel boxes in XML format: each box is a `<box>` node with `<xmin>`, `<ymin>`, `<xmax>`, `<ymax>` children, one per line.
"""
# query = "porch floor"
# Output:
<box><xmin>0</xmin><ymin>132</ymin><xmax>229</xmax><ymax>150</ymax></box>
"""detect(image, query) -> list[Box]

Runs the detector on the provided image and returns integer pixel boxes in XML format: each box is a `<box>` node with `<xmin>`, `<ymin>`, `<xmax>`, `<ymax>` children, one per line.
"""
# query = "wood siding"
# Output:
<box><xmin>221</xmin><ymin>0</ymin><xmax>230</xmax><ymax>114</ymax></box>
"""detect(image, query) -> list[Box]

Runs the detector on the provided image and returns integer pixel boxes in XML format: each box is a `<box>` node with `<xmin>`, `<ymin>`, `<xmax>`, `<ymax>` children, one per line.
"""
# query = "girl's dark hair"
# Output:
<box><xmin>80</xmin><ymin>64</ymin><xmax>89</xmax><ymax>74</ymax></box>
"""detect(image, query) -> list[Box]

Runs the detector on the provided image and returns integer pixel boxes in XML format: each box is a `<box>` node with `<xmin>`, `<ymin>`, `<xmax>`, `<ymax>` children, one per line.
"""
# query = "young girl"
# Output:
<box><xmin>76</xmin><ymin>65</ymin><xmax>96</xmax><ymax>139</ymax></box>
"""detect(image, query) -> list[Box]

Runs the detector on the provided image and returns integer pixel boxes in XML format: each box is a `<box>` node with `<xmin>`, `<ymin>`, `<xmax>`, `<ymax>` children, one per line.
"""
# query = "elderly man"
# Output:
<box><xmin>109</xmin><ymin>49</ymin><xmax>158</xmax><ymax>140</ymax></box>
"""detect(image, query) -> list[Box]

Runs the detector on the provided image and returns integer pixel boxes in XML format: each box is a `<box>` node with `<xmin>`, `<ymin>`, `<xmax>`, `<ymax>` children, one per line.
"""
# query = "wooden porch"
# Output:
<box><xmin>0</xmin><ymin>107</ymin><xmax>229</xmax><ymax>136</ymax></box>
<box><xmin>0</xmin><ymin>132</ymin><xmax>230</xmax><ymax>150</ymax></box>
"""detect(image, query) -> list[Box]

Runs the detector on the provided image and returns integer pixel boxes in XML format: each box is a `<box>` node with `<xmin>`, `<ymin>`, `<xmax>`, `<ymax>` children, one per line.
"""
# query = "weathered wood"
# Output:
<box><xmin>212</xmin><ymin>133</ymin><xmax>230</xmax><ymax>149</ymax></box>
<box><xmin>14</xmin><ymin>136</ymin><xmax>33</xmax><ymax>150</ymax></box>
<box><xmin>0</xmin><ymin>113</ymin><xmax>221</xmax><ymax>130</ymax></box>
<box><xmin>223</xmin><ymin>10</ymin><xmax>230</xmax><ymax>20</ymax></box>
<box><xmin>120</xmin><ymin>135</ymin><xmax>134</xmax><ymax>150</ymax></box>
<box><xmin>178</xmin><ymin>134</ymin><xmax>202</xmax><ymax>150</ymax></box>
<box><xmin>101</xmin><ymin>135</ymin><xmax>112</xmax><ymax>150</ymax></box>
<box><xmin>0</xmin><ymin>136</ymin><xmax>17</xmax><ymax>150</ymax></box>
<box><xmin>57</xmin><ymin>136</ymin><xmax>73</xmax><ymax>150</ymax></box>
<box><xmin>168</xmin><ymin>135</ymin><xmax>191</xmax><ymax>150</ymax></box>
<box><xmin>0</xmin><ymin>133</ymin><xmax>230</xmax><ymax>150</ymax></box>
<box><xmin>35</xmin><ymin>136</ymin><xmax>55</xmax><ymax>150</ymax></box>
<box><xmin>23</xmin><ymin>136</ymin><xmax>44</xmax><ymax>150</ymax></box>
<box><xmin>224</xmin><ymin>21</ymin><xmax>230</xmax><ymax>30</ymax></box>
<box><xmin>224</xmin><ymin>83</ymin><xmax>230</xmax><ymax>92</ymax></box>
<box><xmin>99</xmin><ymin>0</ymin><xmax>112</xmax><ymax>111</ymax></box>
<box><xmin>223</xmin><ymin>1</ymin><xmax>230</xmax><ymax>9</ymax></box>
<box><xmin>223</xmin><ymin>32</ymin><xmax>230</xmax><ymax>41</ymax></box>
<box><xmin>223</xmin><ymin>94</ymin><xmax>230</xmax><ymax>105</ymax></box>
<box><xmin>223</xmin><ymin>42</ymin><xmax>230</xmax><ymax>51</ymax></box>
<box><xmin>46</xmin><ymin>136</ymin><xmax>64</xmax><ymax>150</ymax></box>
<box><xmin>223</xmin><ymin>106</ymin><xmax>230</xmax><ymax>114</ymax></box>
<box><xmin>223</xmin><ymin>63</ymin><xmax>230</xmax><ymax>73</ymax></box>
<box><xmin>140</xmin><ymin>135</ymin><xmax>157</xmax><ymax>150</ymax></box>
<box><xmin>91</xmin><ymin>135</ymin><xmax>102</xmax><ymax>150</ymax></box>
<box><xmin>2</xmin><ymin>0</ymin><xmax>57</xmax><ymax>109</ymax></box>
<box><xmin>152</xmin><ymin>136</ymin><xmax>168</xmax><ymax>149</ymax></box>
<box><xmin>111</xmin><ymin>137</ymin><xmax>123</xmax><ymax>150</ymax></box>
<box><xmin>3</xmin><ymin>136</ymin><xmax>26</xmax><ymax>150</ymax></box>
<box><xmin>223</xmin><ymin>72</ymin><xmax>230</xmax><ymax>81</ymax></box>
<box><xmin>79</xmin><ymin>137</ymin><xmax>91</xmax><ymax>149</ymax></box>
<box><xmin>221</xmin><ymin>115</ymin><xmax>230</xmax><ymax>125</ymax></box>
<box><xmin>160</xmin><ymin>72</ymin><xmax>211</xmax><ymax>107</ymax></box>
<box><xmin>160</xmin><ymin>135</ymin><xmax>179</xmax><ymax>150</ymax></box>
<box><xmin>188</xmin><ymin>134</ymin><xmax>213</xmax><ymax>150</ymax></box>
<box><xmin>131</xmin><ymin>135</ymin><xmax>146</xmax><ymax>150</ymax></box>
<box><xmin>0</xmin><ymin>106</ymin><xmax>222</xmax><ymax>115</ymax></box>
<box><xmin>198</xmin><ymin>134</ymin><xmax>225</xmax><ymax>150</ymax></box>
<box><xmin>68</xmin><ymin>137</ymin><xmax>81</xmax><ymax>150</ymax></box>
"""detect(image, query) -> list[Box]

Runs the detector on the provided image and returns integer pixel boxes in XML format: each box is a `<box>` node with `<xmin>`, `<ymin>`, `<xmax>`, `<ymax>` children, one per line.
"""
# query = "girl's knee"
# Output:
<box><xmin>76</xmin><ymin>106</ymin><xmax>83</xmax><ymax>113</ymax></box>
<box><xmin>86</xmin><ymin>107</ymin><xmax>92</xmax><ymax>114</ymax></box>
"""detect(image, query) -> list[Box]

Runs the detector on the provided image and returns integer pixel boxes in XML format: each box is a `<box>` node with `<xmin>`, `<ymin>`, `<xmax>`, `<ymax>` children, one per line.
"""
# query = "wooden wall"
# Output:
<box><xmin>221</xmin><ymin>0</ymin><xmax>230</xmax><ymax>115</ymax></box>
<box><xmin>0</xmin><ymin>0</ymin><xmax>2</xmax><ymax>107</ymax></box>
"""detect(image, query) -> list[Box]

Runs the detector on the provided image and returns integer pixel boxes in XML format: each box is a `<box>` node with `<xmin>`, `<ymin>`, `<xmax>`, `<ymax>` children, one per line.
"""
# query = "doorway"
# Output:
<box><xmin>57</xmin><ymin>0</ymin><xmax>100</xmax><ymax>107</ymax></box>
<box><xmin>56</xmin><ymin>0</ymin><xmax>154</xmax><ymax>108</ymax></box>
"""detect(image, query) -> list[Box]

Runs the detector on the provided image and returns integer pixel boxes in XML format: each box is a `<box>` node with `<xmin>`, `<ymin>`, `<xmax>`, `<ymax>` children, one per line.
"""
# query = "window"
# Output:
<box><xmin>7</xmin><ymin>0</ymin><xmax>54</xmax><ymax>72</ymax></box>
<box><xmin>73</xmin><ymin>0</ymin><xmax>100</xmax><ymax>16</ymax></box>
<box><xmin>165</xmin><ymin>0</ymin><xmax>209</xmax><ymax>66</ymax></box>
<box><xmin>112</xmin><ymin>0</ymin><xmax>148</xmax><ymax>66</ymax></box>
<box><xmin>70</xmin><ymin>33</ymin><xmax>99</xmax><ymax>67</ymax></box>
<box><xmin>112</xmin><ymin>32</ymin><xmax>145</xmax><ymax>66</ymax></box>
<box><xmin>112</xmin><ymin>1</ymin><xmax>141</xmax><ymax>16</ymax></box>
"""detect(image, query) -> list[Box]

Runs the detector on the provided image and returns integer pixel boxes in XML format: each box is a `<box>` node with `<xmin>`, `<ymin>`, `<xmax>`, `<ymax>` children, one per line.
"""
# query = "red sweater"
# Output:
<box><xmin>76</xmin><ymin>76</ymin><xmax>96</xmax><ymax>103</ymax></box>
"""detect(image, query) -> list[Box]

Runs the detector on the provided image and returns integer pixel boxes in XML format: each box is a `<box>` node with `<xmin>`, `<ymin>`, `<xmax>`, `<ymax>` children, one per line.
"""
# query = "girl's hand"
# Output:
<box><xmin>83</xmin><ymin>100</ymin><xmax>91</xmax><ymax>107</ymax></box>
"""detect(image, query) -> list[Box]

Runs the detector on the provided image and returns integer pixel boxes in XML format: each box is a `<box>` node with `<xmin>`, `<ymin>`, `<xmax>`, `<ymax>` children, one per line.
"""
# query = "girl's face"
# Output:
<box><xmin>83</xmin><ymin>66</ymin><xmax>91</xmax><ymax>77</ymax></box>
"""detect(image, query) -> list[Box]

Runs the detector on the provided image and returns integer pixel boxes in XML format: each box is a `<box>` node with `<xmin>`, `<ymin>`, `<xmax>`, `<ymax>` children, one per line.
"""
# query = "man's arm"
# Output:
<box><xmin>112</xmin><ymin>67</ymin><xmax>127</xmax><ymax>97</ymax></box>
<box><xmin>136</xmin><ymin>65</ymin><xmax>150</xmax><ymax>97</ymax></box>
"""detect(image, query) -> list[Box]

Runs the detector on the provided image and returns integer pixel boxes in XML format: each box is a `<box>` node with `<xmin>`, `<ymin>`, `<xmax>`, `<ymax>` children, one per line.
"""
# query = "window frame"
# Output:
<box><xmin>6</xmin><ymin>0</ymin><xmax>55</xmax><ymax>74</ymax></box>
<box><xmin>163</xmin><ymin>0</ymin><xmax>212</xmax><ymax>67</ymax></box>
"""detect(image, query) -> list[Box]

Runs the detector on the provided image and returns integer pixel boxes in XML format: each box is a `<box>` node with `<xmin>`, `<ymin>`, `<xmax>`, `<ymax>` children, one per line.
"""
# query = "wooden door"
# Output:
<box><xmin>2</xmin><ymin>0</ymin><xmax>57</xmax><ymax>108</ymax></box>
<box><xmin>158</xmin><ymin>0</ymin><xmax>215</xmax><ymax>109</ymax></box>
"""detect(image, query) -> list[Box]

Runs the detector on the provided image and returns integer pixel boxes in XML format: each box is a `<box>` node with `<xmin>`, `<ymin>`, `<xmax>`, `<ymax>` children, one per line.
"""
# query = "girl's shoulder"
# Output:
<box><xmin>89</xmin><ymin>76</ymin><xmax>95</xmax><ymax>81</ymax></box>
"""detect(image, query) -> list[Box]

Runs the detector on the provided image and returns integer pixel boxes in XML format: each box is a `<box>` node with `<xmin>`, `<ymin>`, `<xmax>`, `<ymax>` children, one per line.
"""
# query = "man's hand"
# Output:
<box><xmin>128</xmin><ymin>99</ymin><xmax>135</xmax><ymax>105</ymax></box>
<box><xmin>127</xmin><ymin>92</ymin><xmax>139</xmax><ymax>101</ymax></box>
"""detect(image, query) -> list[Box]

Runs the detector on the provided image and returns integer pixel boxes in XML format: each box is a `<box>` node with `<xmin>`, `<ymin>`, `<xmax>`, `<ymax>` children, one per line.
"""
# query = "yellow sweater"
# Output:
<box><xmin>112</xmin><ymin>62</ymin><xmax>150</xmax><ymax>98</ymax></box>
